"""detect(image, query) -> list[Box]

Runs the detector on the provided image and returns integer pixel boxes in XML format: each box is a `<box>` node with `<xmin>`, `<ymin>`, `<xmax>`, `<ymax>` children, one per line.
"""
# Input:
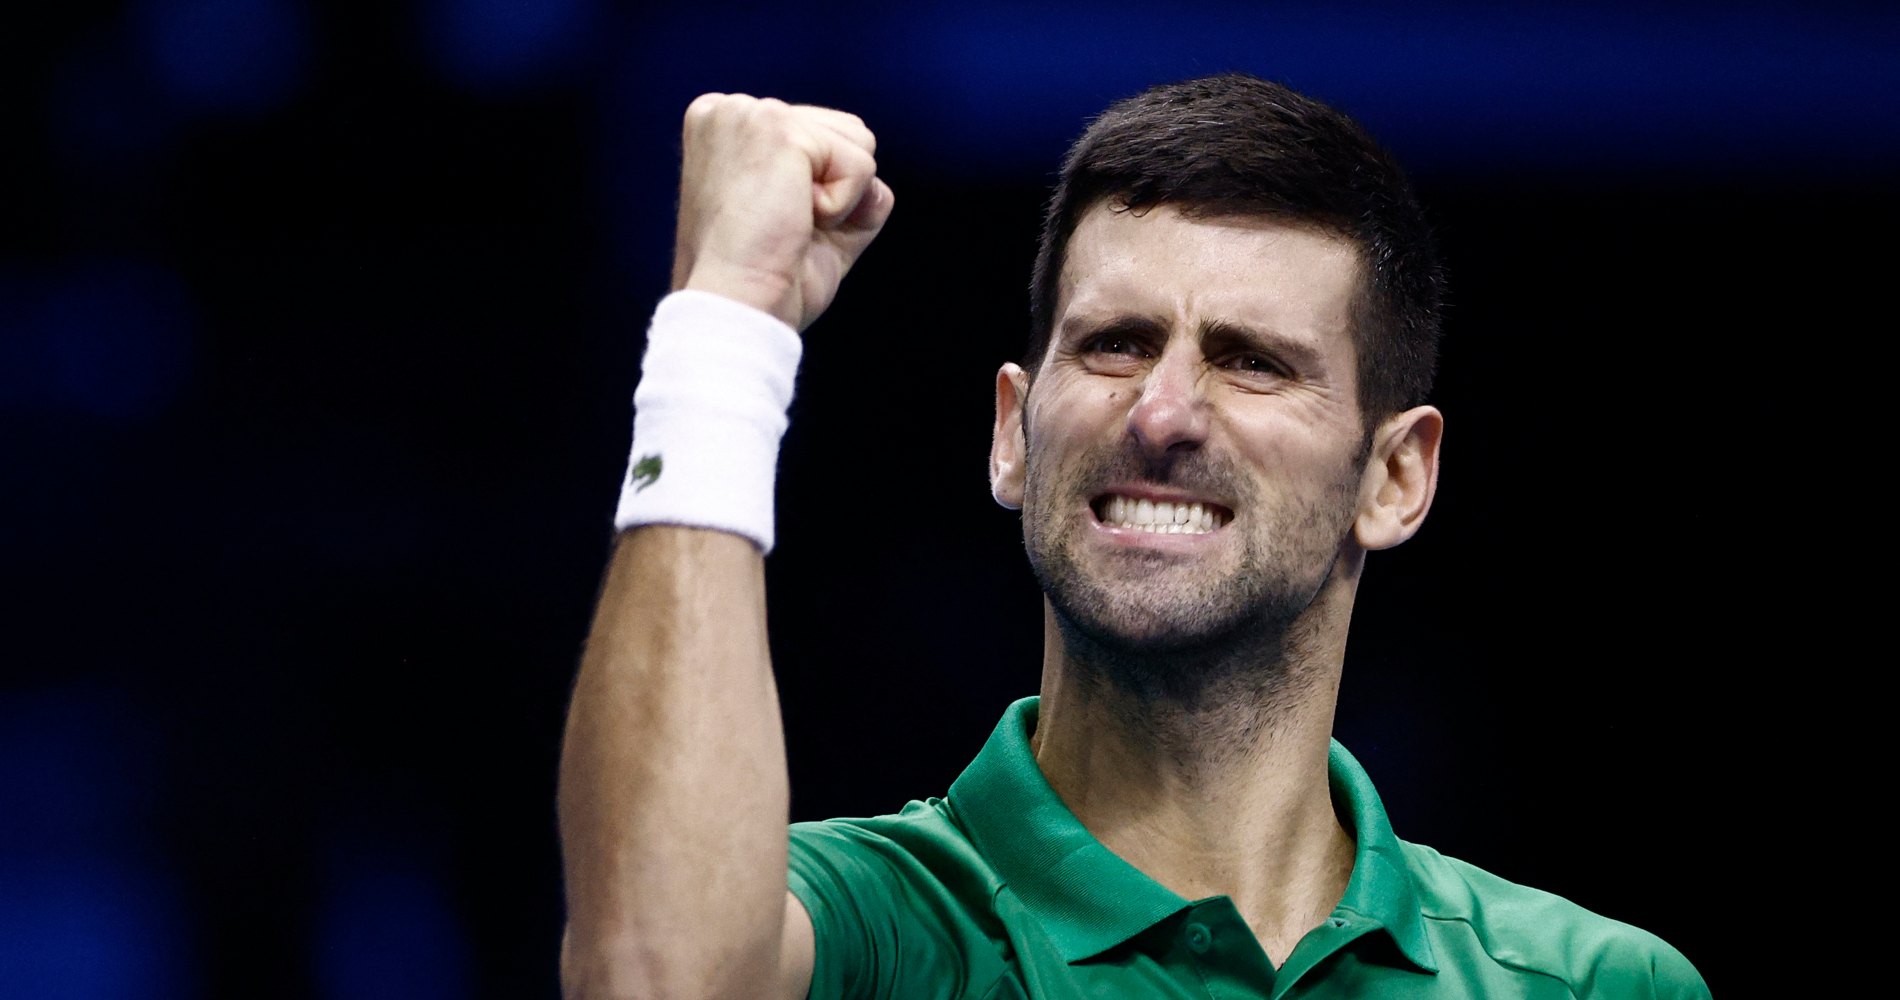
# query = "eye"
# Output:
<box><xmin>1217</xmin><ymin>353</ymin><xmax>1288</xmax><ymax>377</ymax></box>
<box><xmin>1084</xmin><ymin>333</ymin><xmax>1148</xmax><ymax>357</ymax></box>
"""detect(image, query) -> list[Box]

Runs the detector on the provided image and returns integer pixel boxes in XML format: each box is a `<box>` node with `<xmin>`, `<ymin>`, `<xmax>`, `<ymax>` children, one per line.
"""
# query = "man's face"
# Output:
<box><xmin>997</xmin><ymin>203</ymin><xmax>1375</xmax><ymax>651</ymax></box>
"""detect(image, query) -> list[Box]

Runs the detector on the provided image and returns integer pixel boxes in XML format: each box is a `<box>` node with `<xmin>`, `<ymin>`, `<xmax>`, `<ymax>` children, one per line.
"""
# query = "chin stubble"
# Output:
<box><xmin>1021</xmin><ymin>436</ymin><xmax>1360</xmax><ymax>717</ymax></box>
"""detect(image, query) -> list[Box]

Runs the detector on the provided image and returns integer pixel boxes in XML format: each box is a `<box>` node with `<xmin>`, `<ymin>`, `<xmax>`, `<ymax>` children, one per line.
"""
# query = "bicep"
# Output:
<box><xmin>779</xmin><ymin>890</ymin><xmax>816</xmax><ymax>1000</ymax></box>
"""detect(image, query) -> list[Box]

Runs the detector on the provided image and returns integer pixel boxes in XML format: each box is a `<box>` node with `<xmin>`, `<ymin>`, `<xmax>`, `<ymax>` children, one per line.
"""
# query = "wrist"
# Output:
<box><xmin>679</xmin><ymin>263</ymin><xmax>797</xmax><ymax>330</ymax></box>
<box><xmin>613</xmin><ymin>291</ymin><xmax>803</xmax><ymax>553</ymax></box>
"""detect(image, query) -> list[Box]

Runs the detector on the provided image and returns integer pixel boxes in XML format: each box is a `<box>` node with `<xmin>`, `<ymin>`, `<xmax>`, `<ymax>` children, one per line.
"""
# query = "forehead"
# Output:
<box><xmin>1055</xmin><ymin>203</ymin><xmax>1362</xmax><ymax>362</ymax></box>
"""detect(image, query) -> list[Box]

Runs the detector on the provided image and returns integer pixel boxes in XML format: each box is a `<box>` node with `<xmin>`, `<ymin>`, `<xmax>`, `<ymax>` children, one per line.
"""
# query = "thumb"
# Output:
<box><xmin>810</xmin><ymin>140</ymin><xmax>880</xmax><ymax>228</ymax></box>
<box><xmin>837</xmin><ymin>177</ymin><xmax>895</xmax><ymax>234</ymax></box>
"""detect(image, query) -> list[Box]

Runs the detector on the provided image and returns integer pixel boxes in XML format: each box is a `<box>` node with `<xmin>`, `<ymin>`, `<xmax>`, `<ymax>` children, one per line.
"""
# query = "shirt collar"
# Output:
<box><xmin>1326</xmin><ymin>739</ymin><xmax>1439</xmax><ymax>973</ymax></box>
<box><xmin>947</xmin><ymin>696</ymin><xmax>1437</xmax><ymax>972</ymax></box>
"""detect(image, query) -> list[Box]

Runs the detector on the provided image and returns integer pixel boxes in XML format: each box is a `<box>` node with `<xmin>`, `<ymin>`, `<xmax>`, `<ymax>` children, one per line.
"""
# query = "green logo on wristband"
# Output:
<box><xmin>632</xmin><ymin>454</ymin><xmax>663</xmax><ymax>492</ymax></box>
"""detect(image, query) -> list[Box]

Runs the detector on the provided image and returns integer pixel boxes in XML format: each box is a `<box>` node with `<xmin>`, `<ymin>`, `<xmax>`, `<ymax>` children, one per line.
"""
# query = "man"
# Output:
<box><xmin>557</xmin><ymin>73</ymin><xmax>1710</xmax><ymax>999</ymax></box>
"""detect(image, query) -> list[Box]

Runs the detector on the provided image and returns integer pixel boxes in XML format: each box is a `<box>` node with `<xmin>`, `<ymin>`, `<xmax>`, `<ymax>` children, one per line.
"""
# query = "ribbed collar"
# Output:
<box><xmin>946</xmin><ymin>696</ymin><xmax>1437</xmax><ymax>972</ymax></box>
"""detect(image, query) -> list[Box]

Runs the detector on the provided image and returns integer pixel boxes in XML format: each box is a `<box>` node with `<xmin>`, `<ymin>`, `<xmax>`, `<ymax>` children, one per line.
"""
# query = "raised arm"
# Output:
<box><xmin>557</xmin><ymin>94</ymin><xmax>893</xmax><ymax>1000</ymax></box>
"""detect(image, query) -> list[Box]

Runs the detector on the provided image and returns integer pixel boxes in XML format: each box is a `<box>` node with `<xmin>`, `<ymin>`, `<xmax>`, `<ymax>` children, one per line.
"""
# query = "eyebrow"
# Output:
<box><xmin>1197</xmin><ymin>318</ymin><xmax>1325</xmax><ymax>372</ymax></box>
<box><xmin>1059</xmin><ymin>313</ymin><xmax>1328</xmax><ymax>371</ymax></box>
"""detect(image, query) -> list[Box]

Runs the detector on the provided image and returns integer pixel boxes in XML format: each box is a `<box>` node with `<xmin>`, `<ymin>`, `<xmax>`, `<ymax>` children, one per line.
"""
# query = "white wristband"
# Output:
<box><xmin>613</xmin><ymin>290</ymin><xmax>803</xmax><ymax>553</ymax></box>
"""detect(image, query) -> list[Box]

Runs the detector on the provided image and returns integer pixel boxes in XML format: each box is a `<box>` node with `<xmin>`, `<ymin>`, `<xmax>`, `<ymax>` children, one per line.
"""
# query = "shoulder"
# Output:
<box><xmin>791</xmin><ymin>796</ymin><xmax>1002</xmax><ymax>895</ymax></box>
<box><xmin>790</xmin><ymin>799</ymin><xmax>1011</xmax><ymax>1000</ymax></box>
<box><xmin>1402</xmin><ymin>841</ymin><xmax>1711</xmax><ymax>1000</ymax></box>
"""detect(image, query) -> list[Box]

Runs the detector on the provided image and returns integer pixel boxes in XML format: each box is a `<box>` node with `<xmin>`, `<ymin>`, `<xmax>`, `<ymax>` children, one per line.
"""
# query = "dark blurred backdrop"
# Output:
<box><xmin>5</xmin><ymin>1</ymin><xmax>1890</xmax><ymax>997</ymax></box>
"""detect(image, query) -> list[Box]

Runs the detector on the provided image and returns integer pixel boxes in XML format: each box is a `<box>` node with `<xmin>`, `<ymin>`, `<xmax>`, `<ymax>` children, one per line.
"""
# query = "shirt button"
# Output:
<box><xmin>1185</xmin><ymin>922</ymin><xmax>1213</xmax><ymax>954</ymax></box>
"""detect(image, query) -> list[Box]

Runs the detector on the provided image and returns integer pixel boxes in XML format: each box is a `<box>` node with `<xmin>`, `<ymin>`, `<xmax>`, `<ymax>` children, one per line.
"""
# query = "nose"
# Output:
<box><xmin>1125</xmin><ymin>342</ymin><xmax>1210</xmax><ymax>459</ymax></box>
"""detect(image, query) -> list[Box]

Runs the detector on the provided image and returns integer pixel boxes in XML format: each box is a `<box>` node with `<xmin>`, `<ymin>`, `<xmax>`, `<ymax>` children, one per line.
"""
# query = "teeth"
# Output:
<box><xmin>1099</xmin><ymin>495</ymin><xmax>1227</xmax><ymax>534</ymax></box>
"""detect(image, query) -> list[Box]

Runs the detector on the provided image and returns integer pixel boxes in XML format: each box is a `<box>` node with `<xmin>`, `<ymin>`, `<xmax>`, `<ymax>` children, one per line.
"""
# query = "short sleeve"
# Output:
<box><xmin>1579</xmin><ymin>930</ymin><xmax>1713</xmax><ymax>1000</ymax></box>
<box><xmin>788</xmin><ymin>818</ymin><xmax>1004</xmax><ymax>1000</ymax></box>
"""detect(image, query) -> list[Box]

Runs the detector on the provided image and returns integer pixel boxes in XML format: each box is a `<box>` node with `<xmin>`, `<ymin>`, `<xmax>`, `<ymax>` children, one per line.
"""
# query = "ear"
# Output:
<box><xmin>1353</xmin><ymin>405</ymin><xmax>1443</xmax><ymax>551</ymax></box>
<box><xmin>990</xmin><ymin>363</ymin><xmax>1030</xmax><ymax>510</ymax></box>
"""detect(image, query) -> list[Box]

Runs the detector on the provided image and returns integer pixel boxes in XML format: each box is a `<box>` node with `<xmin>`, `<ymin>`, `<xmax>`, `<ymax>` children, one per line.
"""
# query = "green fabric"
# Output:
<box><xmin>789</xmin><ymin>697</ymin><xmax>1709</xmax><ymax>999</ymax></box>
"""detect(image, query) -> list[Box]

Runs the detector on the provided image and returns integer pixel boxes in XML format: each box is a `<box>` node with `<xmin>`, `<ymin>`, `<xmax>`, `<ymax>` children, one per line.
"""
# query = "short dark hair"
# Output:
<box><xmin>1025</xmin><ymin>72</ymin><xmax>1445</xmax><ymax>420</ymax></box>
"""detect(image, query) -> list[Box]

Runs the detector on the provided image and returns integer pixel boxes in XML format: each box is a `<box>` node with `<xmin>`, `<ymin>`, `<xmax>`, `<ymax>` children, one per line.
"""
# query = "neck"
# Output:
<box><xmin>1030</xmin><ymin>582</ymin><xmax>1358</xmax><ymax>964</ymax></box>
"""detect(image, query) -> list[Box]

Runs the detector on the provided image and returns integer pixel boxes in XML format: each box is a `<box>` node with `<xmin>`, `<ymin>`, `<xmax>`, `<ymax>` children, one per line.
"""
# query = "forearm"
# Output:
<box><xmin>557</xmin><ymin>90</ymin><xmax>890</xmax><ymax>999</ymax></box>
<box><xmin>558</xmin><ymin>526</ymin><xmax>788</xmax><ymax>999</ymax></box>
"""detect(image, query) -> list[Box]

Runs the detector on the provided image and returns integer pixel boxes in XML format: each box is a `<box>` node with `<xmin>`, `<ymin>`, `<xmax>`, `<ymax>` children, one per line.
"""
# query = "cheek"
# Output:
<box><xmin>1227</xmin><ymin>420</ymin><xmax>1363</xmax><ymax>494</ymax></box>
<box><xmin>1053</xmin><ymin>384</ymin><xmax>1131</xmax><ymax>432</ymax></box>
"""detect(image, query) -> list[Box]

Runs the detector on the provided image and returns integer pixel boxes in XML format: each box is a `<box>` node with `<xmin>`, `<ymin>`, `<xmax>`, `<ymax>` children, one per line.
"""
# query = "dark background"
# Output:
<box><xmin>5</xmin><ymin>1</ymin><xmax>1889</xmax><ymax>997</ymax></box>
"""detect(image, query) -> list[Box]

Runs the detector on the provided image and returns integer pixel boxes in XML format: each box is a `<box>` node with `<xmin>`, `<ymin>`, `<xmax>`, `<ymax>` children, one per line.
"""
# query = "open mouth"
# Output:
<box><xmin>1090</xmin><ymin>493</ymin><xmax>1233</xmax><ymax>535</ymax></box>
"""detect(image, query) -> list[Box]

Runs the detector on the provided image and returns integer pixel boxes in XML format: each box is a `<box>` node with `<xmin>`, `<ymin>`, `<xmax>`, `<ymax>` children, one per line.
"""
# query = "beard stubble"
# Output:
<box><xmin>1021</xmin><ymin>428</ymin><xmax>1365</xmax><ymax>716</ymax></box>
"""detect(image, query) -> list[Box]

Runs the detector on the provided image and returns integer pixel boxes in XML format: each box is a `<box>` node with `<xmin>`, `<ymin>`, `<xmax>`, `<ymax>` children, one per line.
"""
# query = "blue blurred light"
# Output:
<box><xmin>0</xmin><ymin>863</ymin><xmax>192</xmax><ymax>1000</ymax></box>
<box><xmin>316</xmin><ymin>848</ymin><xmax>471</xmax><ymax>1000</ymax></box>
<box><xmin>610</xmin><ymin>1</ymin><xmax>1900</xmax><ymax>176</ymax></box>
<box><xmin>0</xmin><ymin>261</ymin><xmax>196</xmax><ymax>421</ymax></box>
<box><xmin>0</xmin><ymin>689</ymin><xmax>188</xmax><ymax>1000</ymax></box>
<box><xmin>875</xmin><ymin>2</ymin><xmax>1900</xmax><ymax>174</ymax></box>
<box><xmin>423</xmin><ymin>0</ymin><xmax>597</xmax><ymax>91</ymax></box>
<box><xmin>137</xmin><ymin>0</ymin><xmax>309</xmax><ymax>116</ymax></box>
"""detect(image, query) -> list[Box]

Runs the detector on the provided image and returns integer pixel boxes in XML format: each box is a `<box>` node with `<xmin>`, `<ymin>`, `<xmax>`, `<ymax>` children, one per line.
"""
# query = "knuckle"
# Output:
<box><xmin>737</xmin><ymin>97</ymin><xmax>793</xmax><ymax>134</ymax></box>
<box><xmin>683</xmin><ymin>92</ymin><xmax>724</xmax><ymax>119</ymax></box>
<box><xmin>839</xmin><ymin>112</ymin><xmax>876</xmax><ymax>151</ymax></box>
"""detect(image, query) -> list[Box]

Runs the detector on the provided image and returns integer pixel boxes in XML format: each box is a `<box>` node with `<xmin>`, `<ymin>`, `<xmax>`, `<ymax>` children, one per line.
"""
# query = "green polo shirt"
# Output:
<box><xmin>789</xmin><ymin>696</ymin><xmax>1708</xmax><ymax>999</ymax></box>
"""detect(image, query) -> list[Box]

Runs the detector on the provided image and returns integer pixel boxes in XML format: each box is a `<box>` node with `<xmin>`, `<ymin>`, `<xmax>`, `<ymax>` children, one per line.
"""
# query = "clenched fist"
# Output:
<box><xmin>671</xmin><ymin>94</ymin><xmax>895</xmax><ymax>332</ymax></box>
